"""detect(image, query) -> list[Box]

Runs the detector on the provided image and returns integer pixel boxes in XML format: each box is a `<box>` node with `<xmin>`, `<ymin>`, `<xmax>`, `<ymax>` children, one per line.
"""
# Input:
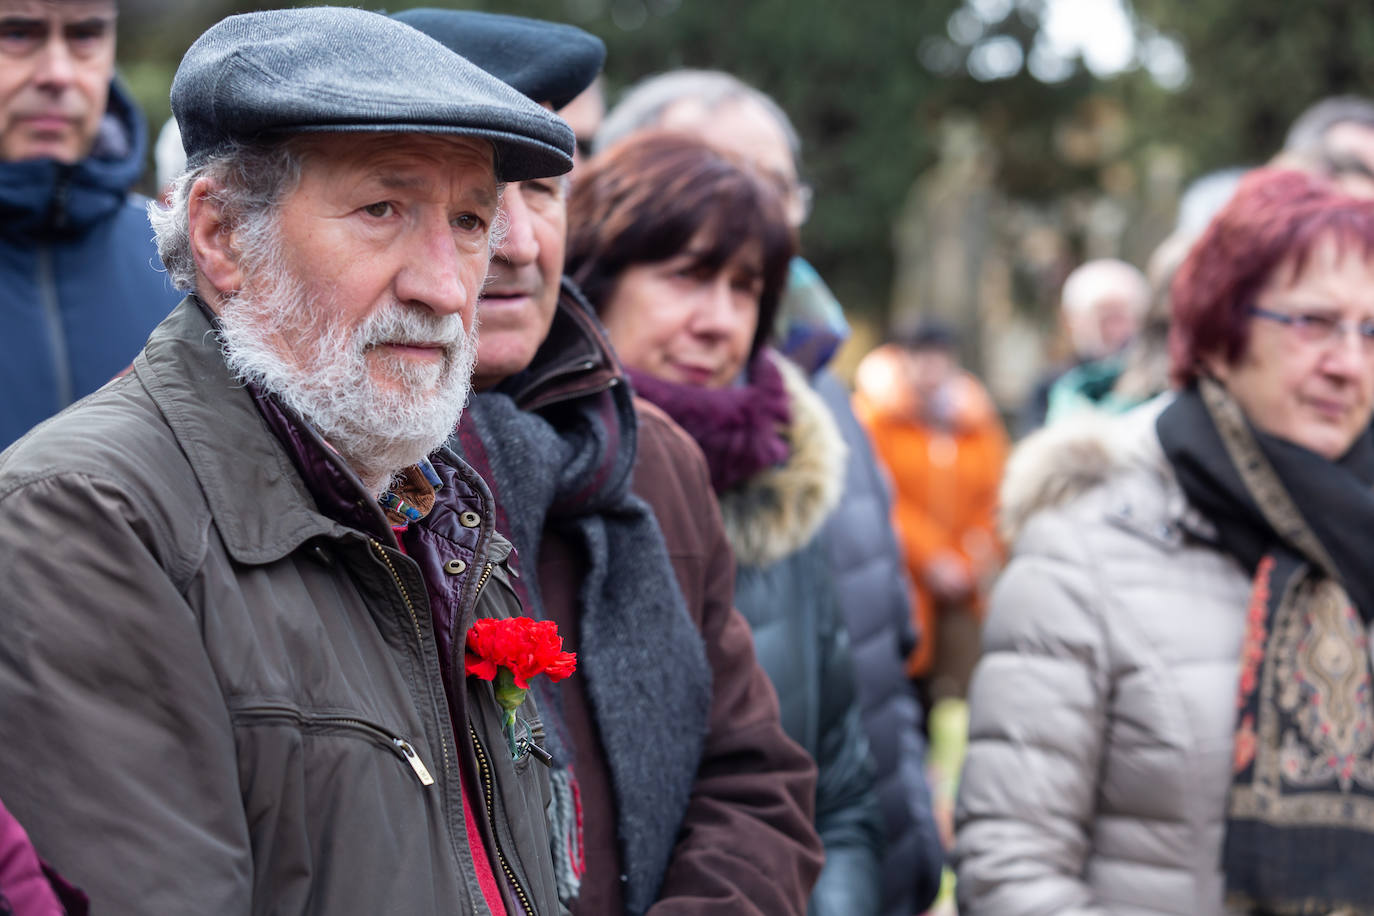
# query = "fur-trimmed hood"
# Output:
<box><xmin>999</xmin><ymin>394</ymin><xmax>1178</xmax><ymax>545</ymax></box>
<box><xmin>718</xmin><ymin>354</ymin><xmax>848</xmax><ymax>568</ymax></box>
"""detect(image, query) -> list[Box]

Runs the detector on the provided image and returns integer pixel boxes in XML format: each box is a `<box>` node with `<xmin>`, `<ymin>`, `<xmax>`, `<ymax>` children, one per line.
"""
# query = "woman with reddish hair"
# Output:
<box><xmin>955</xmin><ymin>168</ymin><xmax>1374</xmax><ymax>915</ymax></box>
<box><xmin>567</xmin><ymin>130</ymin><xmax>887</xmax><ymax>916</ymax></box>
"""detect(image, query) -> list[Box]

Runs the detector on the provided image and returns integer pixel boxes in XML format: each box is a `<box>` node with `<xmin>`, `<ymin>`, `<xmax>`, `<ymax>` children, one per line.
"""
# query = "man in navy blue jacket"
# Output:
<box><xmin>0</xmin><ymin>0</ymin><xmax>179</xmax><ymax>447</ymax></box>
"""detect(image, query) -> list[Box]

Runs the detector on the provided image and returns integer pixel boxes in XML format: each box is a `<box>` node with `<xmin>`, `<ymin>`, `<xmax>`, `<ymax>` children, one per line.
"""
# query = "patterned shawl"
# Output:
<box><xmin>1158</xmin><ymin>377</ymin><xmax>1374</xmax><ymax>914</ymax></box>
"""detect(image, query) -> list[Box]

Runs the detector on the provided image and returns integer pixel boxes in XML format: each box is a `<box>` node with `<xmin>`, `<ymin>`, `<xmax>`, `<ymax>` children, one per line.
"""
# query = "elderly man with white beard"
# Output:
<box><xmin>0</xmin><ymin>8</ymin><xmax>577</xmax><ymax>915</ymax></box>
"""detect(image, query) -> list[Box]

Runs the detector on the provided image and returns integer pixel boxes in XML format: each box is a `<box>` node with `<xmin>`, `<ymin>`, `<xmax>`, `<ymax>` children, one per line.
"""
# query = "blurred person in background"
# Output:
<box><xmin>852</xmin><ymin>322</ymin><xmax>1007</xmax><ymax>706</ymax></box>
<box><xmin>956</xmin><ymin>168</ymin><xmax>1374</xmax><ymax>915</ymax></box>
<box><xmin>568</xmin><ymin>130</ymin><xmax>886</xmax><ymax>916</ymax></box>
<box><xmin>0</xmin><ymin>0</ymin><xmax>179</xmax><ymax>447</ymax></box>
<box><xmin>1018</xmin><ymin>258</ymin><xmax>1150</xmax><ymax>435</ymax></box>
<box><xmin>1043</xmin><ymin>259</ymin><xmax>1154</xmax><ymax>424</ymax></box>
<box><xmin>1049</xmin><ymin>174</ymin><xmax>1250</xmax><ymax>426</ymax></box>
<box><xmin>599</xmin><ymin>70</ymin><xmax>943</xmax><ymax>916</ymax></box>
<box><xmin>394</xmin><ymin>10</ymin><xmax>825</xmax><ymax>914</ymax></box>
<box><xmin>1279</xmin><ymin>94</ymin><xmax>1374</xmax><ymax>196</ymax></box>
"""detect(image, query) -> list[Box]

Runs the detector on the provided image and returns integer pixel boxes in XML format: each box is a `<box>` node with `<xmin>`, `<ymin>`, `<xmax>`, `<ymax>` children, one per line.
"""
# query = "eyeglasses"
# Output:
<box><xmin>1249</xmin><ymin>306</ymin><xmax>1374</xmax><ymax>349</ymax></box>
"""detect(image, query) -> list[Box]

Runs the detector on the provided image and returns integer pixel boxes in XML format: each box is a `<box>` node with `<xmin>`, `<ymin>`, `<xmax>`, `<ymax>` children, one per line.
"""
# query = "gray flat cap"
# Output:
<box><xmin>392</xmin><ymin>9</ymin><xmax>604</xmax><ymax>110</ymax></box>
<box><xmin>171</xmin><ymin>6</ymin><xmax>573</xmax><ymax>181</ymax></box>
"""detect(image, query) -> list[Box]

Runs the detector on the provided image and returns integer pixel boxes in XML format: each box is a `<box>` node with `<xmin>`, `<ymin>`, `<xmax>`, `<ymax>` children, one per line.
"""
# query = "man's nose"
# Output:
<box><xmin>395</xmin><ymin>215</ymin><xmax>476</xmax><ymax>321</ymax></box>
<box><xmin>493</xmin><ymin>183</ymin><xmax>537</xmax><ymax>267</ymax></box>
<box><xmin>34</xmin><ymin>36</ymin><xmax>77</xmax><ymax>91</ymax></box>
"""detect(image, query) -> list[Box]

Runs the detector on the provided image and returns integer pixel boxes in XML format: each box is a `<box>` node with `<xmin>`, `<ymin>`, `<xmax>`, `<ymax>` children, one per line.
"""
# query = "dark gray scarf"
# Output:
<box><xmin>454</xmin><ymin>375</ymin><xmax>712</xmax><ymax>916</ymax></box>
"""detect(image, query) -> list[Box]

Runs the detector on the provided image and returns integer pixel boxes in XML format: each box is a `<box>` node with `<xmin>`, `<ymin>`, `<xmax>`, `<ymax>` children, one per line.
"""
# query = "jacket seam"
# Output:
<box><xmin>0</xmin><ymin>467</ymin><xmax>205</xmax><ymax>589</ymax></box>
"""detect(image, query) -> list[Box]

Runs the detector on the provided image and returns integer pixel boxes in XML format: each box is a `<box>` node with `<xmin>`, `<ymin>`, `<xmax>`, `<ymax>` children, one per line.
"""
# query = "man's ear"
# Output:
<box><xmin>188</xmin><ymin>176</ymin><xmax>245</xmax><ymax>300</ymax></box>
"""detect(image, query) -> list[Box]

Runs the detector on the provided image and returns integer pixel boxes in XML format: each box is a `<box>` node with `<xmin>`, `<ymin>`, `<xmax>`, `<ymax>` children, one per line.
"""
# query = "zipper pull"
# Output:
<box><xmin>393</xmin><ymin>738</ymin><xmax>435</xmax><ymax>786</ymax></box>
<box><xmin>522</xmin><ymin>739</ymin><xmax>554</xmax><ymax>768</ymax></box>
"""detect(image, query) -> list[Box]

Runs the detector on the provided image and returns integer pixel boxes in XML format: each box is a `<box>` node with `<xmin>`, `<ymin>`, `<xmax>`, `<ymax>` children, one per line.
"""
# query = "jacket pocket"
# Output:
<box><xmin>228</xmin><ymin>701</ymin><xmax>470</xmax><ymax>916</ymax></box>
<box><xmin>229</xmin><ymin>702</ymin><xmax>436</xmax><ymax>787</ymax></box>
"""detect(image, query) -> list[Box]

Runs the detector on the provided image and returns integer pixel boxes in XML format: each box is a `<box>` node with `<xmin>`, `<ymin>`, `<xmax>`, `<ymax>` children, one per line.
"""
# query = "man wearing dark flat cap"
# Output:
<box><xmin>394</xmin><ymin>9</ymin><xmax>824</xmax><ymax>916</ymax></box>
<box><xmin>0</xmin><ymin>8</ymin><xmax>576</xmax><ymax>914</ymax></box>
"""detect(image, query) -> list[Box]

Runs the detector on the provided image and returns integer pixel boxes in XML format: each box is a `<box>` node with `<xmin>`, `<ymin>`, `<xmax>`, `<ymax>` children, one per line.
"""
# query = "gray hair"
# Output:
<box><xmin>1284</xmin><ymin>95</ymin><xmax>1374</xmax><ymax>155</ymax></box>
<box><xmin>596</xmin><ymin>69</ymin><xmax>802</xmax><ymax>166</ymax></box>
<box><xmin>1060</xmin><ymin>258</ymin><xmax>1150</xmax><ymax>318</ymax></box>
<box><xmin>148</xmin><ymin>140</ymin><xmax>305</xmax><ymax>292</ymax></box>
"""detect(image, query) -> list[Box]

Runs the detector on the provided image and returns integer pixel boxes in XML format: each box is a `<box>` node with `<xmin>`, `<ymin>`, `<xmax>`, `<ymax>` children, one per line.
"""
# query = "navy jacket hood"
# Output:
<box><xmin>0</xmin><ymin>80</ymin><xmax>151</xmax><ymax>239</ymax></box>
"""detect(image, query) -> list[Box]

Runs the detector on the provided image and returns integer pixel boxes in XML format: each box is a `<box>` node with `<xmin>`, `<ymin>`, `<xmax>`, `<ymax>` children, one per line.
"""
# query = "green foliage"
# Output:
<box><xmin>112</xmin><ymin>0</ymin><xmax>961</xmax><ymax>319</ymax></box>
<box><xmin>1128</xmin><ymin>0</ymin><xmax>1374</xmax><ymax>173</ymax></box>
<box><xmin>441</xmin><ymin>0</ymin><xmax>964</xmax><ymax>314</ymax></box>
<box><xmin>108</xmin><ymin>0</ymin><xmax>1374</xmax><ymax>326</ymax></box>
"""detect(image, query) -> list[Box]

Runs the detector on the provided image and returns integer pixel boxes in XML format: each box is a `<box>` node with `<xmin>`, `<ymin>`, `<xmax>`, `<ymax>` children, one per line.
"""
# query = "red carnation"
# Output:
<box><xmin>465</xmin><ymin>616</ymin><xmax>577</xmax><ymax>690</ymax></box>
<box><xmin>465</xmin><ymin>618</ymin><xmax>577</xmax><ymax>758</ymax></box>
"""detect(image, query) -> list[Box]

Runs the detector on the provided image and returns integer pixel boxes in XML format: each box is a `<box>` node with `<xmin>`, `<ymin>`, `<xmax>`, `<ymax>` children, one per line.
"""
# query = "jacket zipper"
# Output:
<box><xmin>474</xmin><ymin>561</ymin><xmax>495</xmax><ymax>597</ymax></box>
<box><xmin>370</xmin><ymin>539</ymin><xmax>451</xmax><ymax>776</ymax></box>
<box><xmin>469</xmin><ymin>722</ymin><xmax>534</xmax><ymax>915</ymax></box>
<box><xmin>35</xmin><ymin>245</ymin><xmax>74</xmax><ymax>409</ymax></box>
<box><xmin>370</xmin><ymin>539</ymin><xmax>491</xmax><ymax>916</ymax></box>
<box><xmin>233</xmin><ymin>704</ymin><xmax>434</xmax><ymax>786</ymax></box>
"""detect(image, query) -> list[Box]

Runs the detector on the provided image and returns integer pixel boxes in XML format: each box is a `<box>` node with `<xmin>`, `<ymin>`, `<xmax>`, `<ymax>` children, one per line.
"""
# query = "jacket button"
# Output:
<box><xmin>444</xmin><ymin>558</ymin><xmax>467</xmax><ymax>575</ymax></box>
<box><xmin>459</xmin><ymin>511</ymin><xmax>481</xmax><ymax>528</ymax></box>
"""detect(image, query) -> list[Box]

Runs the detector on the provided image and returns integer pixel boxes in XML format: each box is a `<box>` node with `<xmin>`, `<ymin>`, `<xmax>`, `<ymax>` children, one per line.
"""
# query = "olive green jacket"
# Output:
<box><xmin>0</xmin><ymin>299</ymin><xmax>563</xmax><ymax>915</ymax></box>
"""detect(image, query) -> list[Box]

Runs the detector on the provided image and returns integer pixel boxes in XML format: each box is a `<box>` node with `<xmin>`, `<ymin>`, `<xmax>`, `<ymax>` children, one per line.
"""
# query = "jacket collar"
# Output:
<box><xmin>716</xmin><ymin>351</ymin><xmax>848</xmax><ymax>568</ymax></box>
<box><xmin>495</xmin><ymin>278</ymin><xmax>624</xmax><ymax>412</ymax></box>
<box><xmin>132</xmin><ymin>296</ymin><xmax>378</xmax><ymax>565</ymax></box>
<box><xmin>997</xmin><ymin>393</ymin><xmax>1221</xmax><ymax>548</ymax></box>
<box><xmin>0</xmin><ymin>80</ymin><xmax>149</xmax><ymax>239</ymax></box>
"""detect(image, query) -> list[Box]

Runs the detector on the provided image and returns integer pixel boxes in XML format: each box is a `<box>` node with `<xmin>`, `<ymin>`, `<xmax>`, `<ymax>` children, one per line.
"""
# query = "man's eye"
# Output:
<box><xmin>0</xmin><ymin>22</ymin><xmax>44</xmax><ymax>51</ymax></box>
<box><xmin>66</xmin><ymin>23</ymin><xmax>108</xmax><ymax>44</ymax></box>
<box><xmin>453</xmin><ymin>213</ymin><xmax>485</xmax><ymax>232</ymax></box>
<box><xmin>362</xmin><ymin>202</ymin><xmax>393</xmax><ymax>218</ymax></box>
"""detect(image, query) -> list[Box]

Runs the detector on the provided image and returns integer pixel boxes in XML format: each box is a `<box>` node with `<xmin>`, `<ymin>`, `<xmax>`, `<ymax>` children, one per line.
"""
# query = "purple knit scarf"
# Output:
<box><xmin>627</xmin><ymin>349</ymin><xmax>792</xmax><ymax>493</ymax></box>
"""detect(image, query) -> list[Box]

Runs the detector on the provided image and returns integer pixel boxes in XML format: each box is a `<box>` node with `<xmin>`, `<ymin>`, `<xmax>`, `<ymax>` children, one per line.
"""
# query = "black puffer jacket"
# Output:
<box><xmin>812</xmin><ymin>370</ymin><xmax>945</xmax><ymax>915</ymax></box>
<box><xmin>722</xmin><ymin>355</ymin><xmax>884</xmax><ymax>916</ymax></box>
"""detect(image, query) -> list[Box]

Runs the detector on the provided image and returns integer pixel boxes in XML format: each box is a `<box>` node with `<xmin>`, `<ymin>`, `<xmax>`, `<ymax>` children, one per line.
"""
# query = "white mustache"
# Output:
<box><xmin>355</xmin><ymin>304</ymin><xmax>467</xmax><ymax>353</ymax></box>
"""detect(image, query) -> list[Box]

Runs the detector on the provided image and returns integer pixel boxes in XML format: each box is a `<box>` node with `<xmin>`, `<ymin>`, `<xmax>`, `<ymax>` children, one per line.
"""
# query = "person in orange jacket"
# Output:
<box><xmin>853</xmin><ymin>321</ymin><xmax>1008</xmax><ymax>703</ymax></box>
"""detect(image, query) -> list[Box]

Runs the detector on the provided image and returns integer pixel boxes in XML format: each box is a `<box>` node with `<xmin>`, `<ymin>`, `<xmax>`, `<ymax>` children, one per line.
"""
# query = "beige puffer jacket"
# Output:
<box><xmin>954</xmin><ymin>396</ymin><xmax>1254</xmax><ymax>916</ymax></box>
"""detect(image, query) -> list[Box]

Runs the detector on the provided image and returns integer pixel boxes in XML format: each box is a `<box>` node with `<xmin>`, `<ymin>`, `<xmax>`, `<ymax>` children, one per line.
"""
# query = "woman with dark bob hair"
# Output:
<box><xmin>567</xmin><ymin>130</ymin><xmax>885</xmax><ymax>916</ymax></box>
<box><xmin>955</xmin><ymin>168</ymin><xmax>1374</xmax><ymax>915</ymax></box>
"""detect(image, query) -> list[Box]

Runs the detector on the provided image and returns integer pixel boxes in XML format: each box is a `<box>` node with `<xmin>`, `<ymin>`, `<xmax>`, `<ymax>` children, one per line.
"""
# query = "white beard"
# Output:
<box><xmin>216</xmin><ymin>268</ymin><xmax>478</xmax><ymax>496</ymax></box>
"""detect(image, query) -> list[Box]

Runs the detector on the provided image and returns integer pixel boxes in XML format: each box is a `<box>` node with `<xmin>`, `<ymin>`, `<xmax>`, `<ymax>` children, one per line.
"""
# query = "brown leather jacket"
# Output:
<box><xmin>506</xmin><ymin>282</ymin><xmax>823</xmax><ymax>914</ymax></box>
